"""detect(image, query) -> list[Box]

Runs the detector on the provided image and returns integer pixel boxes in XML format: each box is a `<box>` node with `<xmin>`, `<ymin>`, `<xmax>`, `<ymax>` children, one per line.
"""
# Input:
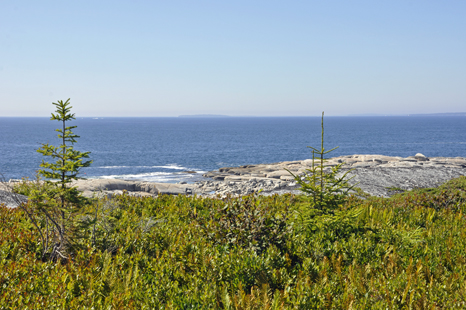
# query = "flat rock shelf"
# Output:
<box><xmin>198</xmin><ymin>154</ymin><xmax>466</xmax><ymax>197</ymax></box>
<box><xmin>2</xmin><ymin>154</ymin><xmax>466</xmax><ymax>208</ymax></box>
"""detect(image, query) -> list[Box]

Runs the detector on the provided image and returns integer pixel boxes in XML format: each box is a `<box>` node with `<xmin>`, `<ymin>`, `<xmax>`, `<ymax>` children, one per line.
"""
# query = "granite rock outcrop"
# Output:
<box><xmin>2</xmin><ymin>154</ymin><xmax>465</xmax><ymax>208</ymax></box>
<box><xmin>198</xmin><ymin>154</ymin><xmax>466</xmax><ymax>197</ymax></box>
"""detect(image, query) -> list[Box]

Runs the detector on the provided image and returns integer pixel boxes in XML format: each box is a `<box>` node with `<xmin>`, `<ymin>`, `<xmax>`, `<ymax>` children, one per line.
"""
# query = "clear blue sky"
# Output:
<box><xmin>1</xmin><ymin>1</ymin><xmax>465</xmax><ymax>116</ymax></box>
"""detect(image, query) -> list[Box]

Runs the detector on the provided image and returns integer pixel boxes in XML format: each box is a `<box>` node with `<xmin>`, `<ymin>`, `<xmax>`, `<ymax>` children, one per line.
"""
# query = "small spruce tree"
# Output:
<box><xmin>31</xmin><ymin>99</ymin><xmax>92</xmax><ymax>259</ymax></box>
<box><xmin>287</xmin><ymin>112</ymin><xmax>354</xmax><ymax>214</ymax></box>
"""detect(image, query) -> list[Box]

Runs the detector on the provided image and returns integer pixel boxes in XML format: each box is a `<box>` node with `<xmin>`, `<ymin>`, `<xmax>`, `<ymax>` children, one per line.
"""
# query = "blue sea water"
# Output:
<box><xmin>1</xmin><ymin>116</ymin><xmax>465</xmax><ymax>183</ymax></box>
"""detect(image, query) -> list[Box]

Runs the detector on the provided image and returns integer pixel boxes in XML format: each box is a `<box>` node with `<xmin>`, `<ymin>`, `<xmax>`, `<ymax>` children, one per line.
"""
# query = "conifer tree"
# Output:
<box><xmin>31</xmin><ymin>99</ymin><xmax>92</xmax><ymax>259</ymax></box>
<box><xmin>287</xmin><ymin>112</ymin><xmax>354</xmax><ymax>213</ymax></box>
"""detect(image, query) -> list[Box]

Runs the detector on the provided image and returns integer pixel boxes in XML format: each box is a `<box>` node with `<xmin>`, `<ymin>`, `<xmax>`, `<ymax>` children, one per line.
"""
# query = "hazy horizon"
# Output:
<box><xmin>1</xmin><ymin>1</ymin><xmax>465</xmax><ymax>117</ymax></box>
<box><xmin>2</xmin><ymin>112</ymin><xmax>466</xmax><ymax>118</ymax></box>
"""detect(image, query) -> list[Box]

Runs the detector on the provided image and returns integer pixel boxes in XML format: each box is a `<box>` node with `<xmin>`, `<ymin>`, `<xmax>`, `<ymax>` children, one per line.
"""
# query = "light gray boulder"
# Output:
<box><xmin>266</xmin><ymin>170</ymin><xmax>291</xmax><ymax>179</ymax></box>
<box><xmin>71</xmin><ymin>179</ymin><xmax>136</xmax><ymax>192</ymax></box>
<box><xmin>0</xmin><ymin>190</ymin><xmax>28</xmax><ymax>209</ymax></box>
<box><xmin>280</xmin><ymin>175</ymin><xmax>295</xmax><ymax>181</ymax></box>
<box><xmin>152</xmin><ymin>183</ymin><xmax>197</xmax><ymax>195</ymax></box>
<box><xmin>135</xmin><ymin>182</ymin><xmax>159</xmax><ymax>194</ymax></box>
<box><xmin>415</xmin><ymin>153</ymin><xmax>429</xmax><ymax>161</ymax></box>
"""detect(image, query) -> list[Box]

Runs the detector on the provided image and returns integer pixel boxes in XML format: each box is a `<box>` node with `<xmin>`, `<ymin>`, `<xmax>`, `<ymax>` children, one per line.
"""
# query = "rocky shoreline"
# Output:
<box><xmin>197</xmin><ymin>154</ymin><xmax>466</xmax><ymax>197</ymax></box>
<box><xmin>2</xmin><ymin>154</ymin><xmax>466</xmax><ymax>208</ymax></box>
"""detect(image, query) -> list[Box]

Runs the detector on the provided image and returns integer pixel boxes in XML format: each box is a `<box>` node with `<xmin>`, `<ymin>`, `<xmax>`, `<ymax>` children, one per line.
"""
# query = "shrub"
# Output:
<box><xmin>192</xmin><ymin>193</ymin><xmax>294</xmax><ymax>255</ymax></box>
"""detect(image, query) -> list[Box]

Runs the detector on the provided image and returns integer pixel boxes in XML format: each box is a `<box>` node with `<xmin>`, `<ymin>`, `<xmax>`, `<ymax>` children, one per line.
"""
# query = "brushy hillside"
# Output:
<box><xmin>1</xmin><ymin>176</ymin><xmax>466</xmax><ymax>309</ymax></box>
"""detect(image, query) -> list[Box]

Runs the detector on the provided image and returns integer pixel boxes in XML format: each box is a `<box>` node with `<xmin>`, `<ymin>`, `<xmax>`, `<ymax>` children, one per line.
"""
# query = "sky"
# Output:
<box><xmin>1</xmin><ymin>1</ymin><xmax>465</xmax><ymax>117</ymax></box>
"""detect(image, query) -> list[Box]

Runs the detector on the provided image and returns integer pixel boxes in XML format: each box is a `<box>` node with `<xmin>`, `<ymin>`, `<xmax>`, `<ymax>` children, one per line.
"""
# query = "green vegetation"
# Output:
<box><xmin>17</xmin><ymin>99</ymin><xmax>92</xmax><ymax>260</ymax></box>
<box><xmin>1</xmin><ymin>177</ymin><xmax>466</xmax><ymax>308</ymax></box>
<box><xmin>287</xmin><ymin>112</ymin><xmax>354</xmax><ymax>215</ymax></box>
<box><xmin>2</xmin><ymin>107</ymin><xmax>466</xmax><ymax>308</ymax></box>
<box><xmin>386</xmin><ymin>186</ymin><xmax>405</xmax><ymax>193</ymax></box>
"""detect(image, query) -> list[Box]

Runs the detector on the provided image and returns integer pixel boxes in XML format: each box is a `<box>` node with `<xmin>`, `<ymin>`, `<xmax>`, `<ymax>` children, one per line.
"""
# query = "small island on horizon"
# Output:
<box><xmin>408</xmin><ymin>112</ymin><xmax>466</xmax><ymax>117</ymax></box>
<box><xmin>347</xmin><ymin>112</ymin><xmax>466</xmax><ymax>117</ymax></box>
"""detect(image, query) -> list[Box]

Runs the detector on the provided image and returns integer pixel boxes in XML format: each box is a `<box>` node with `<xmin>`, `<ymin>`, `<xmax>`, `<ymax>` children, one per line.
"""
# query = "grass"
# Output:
<box><xmin>1</xmin><ymin>176</ymin><xmax>466</xmax><ymax>308</ymax></box>
<box><xmin>386</xmin><ymin>186</ymin><xmax>405</xmax><ymax>193</ymax></box>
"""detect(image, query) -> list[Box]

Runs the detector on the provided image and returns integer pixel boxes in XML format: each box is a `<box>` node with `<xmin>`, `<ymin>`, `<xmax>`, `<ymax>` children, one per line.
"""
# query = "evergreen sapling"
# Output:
<box><xmin>287</xmin><ymin>112</ymin><xmax>354</xmax><ymax>214</ymax></box>
<box><xmin>30</xmin><ymin>99</ymin><xmax>92</xmax><ymax>259</ymax></box>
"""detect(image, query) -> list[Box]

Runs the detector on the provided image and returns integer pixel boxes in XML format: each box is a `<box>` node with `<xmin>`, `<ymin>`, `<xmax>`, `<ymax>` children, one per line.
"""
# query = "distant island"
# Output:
<box><xmin>346</xmin><ymin>112</ymin><xmax>466</xmax><ymax>117</ymax></box>
<box><xmin>178</xmin><ymin>114</ymin><xmax>231</xmax><ymax>118</ymax></box>
<box><xmin>408</xmin><ymin>112</ymin><xmax>466</xmax><ymax>117</ymax></box>
<box><xmin>346</xmin><ymin>113</ymin><xmax>407</xmax><ymax>117</ymax></box>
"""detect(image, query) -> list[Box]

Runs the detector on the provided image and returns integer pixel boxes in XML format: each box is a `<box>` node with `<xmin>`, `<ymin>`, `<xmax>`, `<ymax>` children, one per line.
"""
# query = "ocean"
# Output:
<box><xmin>1</xmin><ymin>116</ymin><xmax>465</xmax><ymax>183</ymax></box>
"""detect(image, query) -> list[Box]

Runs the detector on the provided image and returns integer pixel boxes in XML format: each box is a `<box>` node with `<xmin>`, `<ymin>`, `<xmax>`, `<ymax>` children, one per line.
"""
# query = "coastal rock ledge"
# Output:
<box><xmin>198</xmin><ymin>154</ymin><xmax>466</xmax><ymax>197</ymax></box>
<box><xmin>1</xmin><ymin>154</ymin><xmax>465</xmax><ymax>208</ymax></box>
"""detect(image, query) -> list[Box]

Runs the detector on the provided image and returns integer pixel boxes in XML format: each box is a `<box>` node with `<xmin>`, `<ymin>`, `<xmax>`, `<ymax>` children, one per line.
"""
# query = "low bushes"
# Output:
<box><xmin>1</xmin><ymin>176</ymin><xmax>466</xmax><ymax>308</ymax></box>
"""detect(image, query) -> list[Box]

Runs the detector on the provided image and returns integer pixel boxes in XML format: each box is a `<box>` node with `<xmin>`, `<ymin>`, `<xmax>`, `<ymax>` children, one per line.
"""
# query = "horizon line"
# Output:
<box><xmin>2</xmin><ymin>113</ymin><xmax>466</xmax><ymax>118</ymax></box>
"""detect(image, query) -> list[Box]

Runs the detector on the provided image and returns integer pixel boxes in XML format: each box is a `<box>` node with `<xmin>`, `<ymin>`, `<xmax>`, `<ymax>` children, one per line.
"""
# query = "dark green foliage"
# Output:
<box><xmin>192</xmin><ymin>194</ymin><xmax>294</xmax><ymax>255</ymax></box>
<box><xmin>37</xmin><ymin>99</ymin><xmax>92</xmax><ymax>185</ymax></box>
<box><xmin>288</xmin><ymin>112</ymin><xmax>354</xmax><ymax>214</ymax></box>
<box><xmin>18</xmin><ymin>99</ymin><xmax>92</xmax><ymax>260</ymax></box>
<box><xmin>287</xmin><ymin>112</ymin><xmax>360</xmax><ymax>260</ymax></box>
<box><xmin>386</xmin><ymin>175</ymin><xmax>466</xmax><ymax>213</ymax></box>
